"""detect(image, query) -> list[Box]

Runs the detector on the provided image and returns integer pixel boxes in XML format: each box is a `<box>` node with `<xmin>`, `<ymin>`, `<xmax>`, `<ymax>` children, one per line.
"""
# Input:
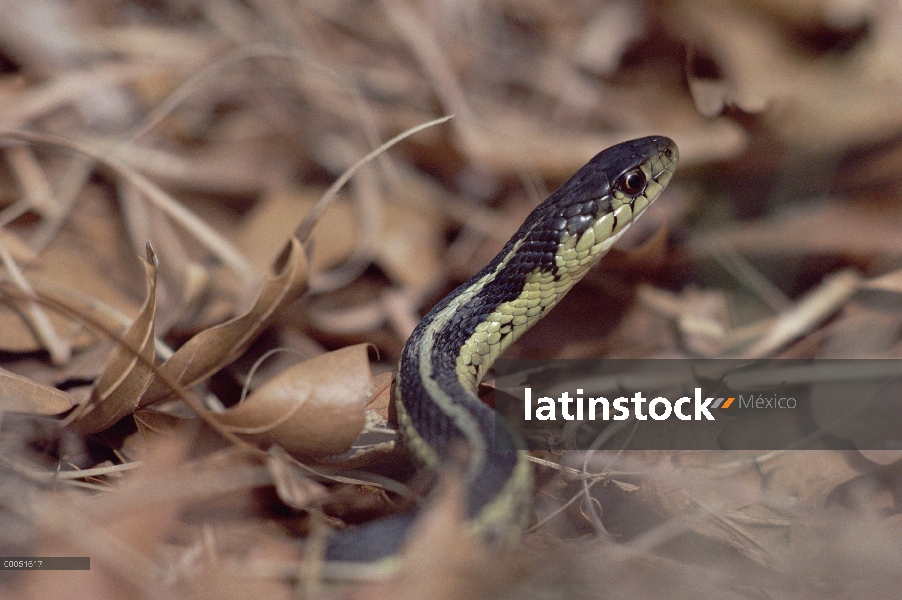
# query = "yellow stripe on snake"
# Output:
<box><xmin>326</xmin><ymin>136</ymin><xmax>678</xmax><ymax>563</ymax></box>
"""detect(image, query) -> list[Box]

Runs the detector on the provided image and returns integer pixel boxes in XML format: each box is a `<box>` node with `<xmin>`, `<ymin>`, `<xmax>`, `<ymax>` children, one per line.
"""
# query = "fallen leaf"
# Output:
<box><xmin>758</xmin><ymin>451</ymin><xmax>860</xmax><ymax>511</ymax></box>
<box><xmin>0</xmin><ymin>366</ymin><xmax>78</xmax><ymax>415</ymax></box>
<box><xmin>140</xmin><ymin>237</ymin><xmax>307</xmax><ymax>406</ymax></box>
<box><xmin>367</xmin><ymin>370</ymin><xmax>394</xmax><ymax>423</ymax></box>
<box><xmin>376</xmin><ymin>198</ymin><xmax>444</xmax><ymax>295</ymax></box>
<box><xmin>209</xmin><ymin>344</ymin><xmax>371</xmax><ymax>458</ymax></box>
<box><xmin>237</xmin><ymin>188</ymin><xmax>356</xmax><ymax>276</ymax></box>
<box><xmin>692</xmin><ymin>200</ymin><xmax>902</xmax><ymax>259</ymax></box>
<box><xmin>132</xmin><ymin>409</ymin><xmax>190</xmax><ymax>437</ymax></box>
<box><xmin>0</xmin><ymin>212</ymin><xmax>141</xmax><ymax>354</ymax></box>
<box><xmin>68</xmin><ymin>244</ymin><xmax>159</xmax><ymax>434</ymax></box>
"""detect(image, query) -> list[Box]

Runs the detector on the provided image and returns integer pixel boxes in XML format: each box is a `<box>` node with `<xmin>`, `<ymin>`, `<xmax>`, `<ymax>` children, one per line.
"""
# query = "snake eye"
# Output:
<box><xmin>617</xmin><ymin>168</ymin><xmax>646</xmax><ymax>196</ymax></box>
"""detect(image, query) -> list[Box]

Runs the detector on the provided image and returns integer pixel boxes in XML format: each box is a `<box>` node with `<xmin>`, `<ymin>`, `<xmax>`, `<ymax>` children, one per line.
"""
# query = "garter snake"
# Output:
<box><xmin>328</xmin><ymin>136</ymin><xmax>678</xmax><ymax>562</ymax></box>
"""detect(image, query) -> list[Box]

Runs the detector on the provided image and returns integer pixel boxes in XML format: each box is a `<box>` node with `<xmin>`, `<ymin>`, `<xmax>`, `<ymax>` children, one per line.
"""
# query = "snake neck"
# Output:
<box><xmin>394</xmin><ymin>203</ymin><xmax>631</xmax><ymax>456</ymax></box>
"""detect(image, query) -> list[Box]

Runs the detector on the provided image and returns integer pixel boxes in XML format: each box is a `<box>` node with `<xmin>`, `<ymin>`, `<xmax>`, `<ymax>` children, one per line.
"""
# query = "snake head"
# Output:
<box><xmin>551</xmin><ymin>135</ymin><xmax>678</xmax><ymax>238</ymax></box>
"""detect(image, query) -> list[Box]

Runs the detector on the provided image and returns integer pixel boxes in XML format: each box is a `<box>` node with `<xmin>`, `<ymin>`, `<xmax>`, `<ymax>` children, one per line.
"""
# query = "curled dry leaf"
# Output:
<box><xmin>140</xmin><ymin>237</ymin><xmax>308</xmax><ymax>406</ymax></box>
<box><xmin>68</xmin><ymin>245</ymin><xmax>159</xmax><ymax>434</ymax></box>
<box><xmin>209</xmin><ymin>344</ymin><xmax>372</xmax><ymax>458</ymax></box>
<box><xmin>312</xmin><ymin>370</ymin><xmax>398</xmax><ymax>470</ymax></box>
<box><xmin>0</xmin><ymin>366</ymin><xmax>78</xmax><ymax>415</ymax></box>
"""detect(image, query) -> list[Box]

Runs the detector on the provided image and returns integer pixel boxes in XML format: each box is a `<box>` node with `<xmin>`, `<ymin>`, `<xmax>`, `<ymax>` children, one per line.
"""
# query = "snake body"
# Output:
<box><xmin>329</xmin><ymin>136</ymin><xmax>677</xmax><ymax>561</ymax></box>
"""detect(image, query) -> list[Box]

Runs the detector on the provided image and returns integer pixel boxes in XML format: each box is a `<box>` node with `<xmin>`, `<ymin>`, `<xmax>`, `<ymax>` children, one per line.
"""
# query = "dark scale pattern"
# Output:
<box><xmin>398</xmin><ymin>136</ymin><xmax>674</xmax><ymax>523</ymax></box>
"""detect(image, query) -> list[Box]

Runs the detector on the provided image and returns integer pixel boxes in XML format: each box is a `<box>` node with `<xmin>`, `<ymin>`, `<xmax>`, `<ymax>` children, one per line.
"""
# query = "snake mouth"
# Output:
<box><xmin>629</xmin><ymin>139</ymin><xmax>678</xmax><ymax>217</ymax></box>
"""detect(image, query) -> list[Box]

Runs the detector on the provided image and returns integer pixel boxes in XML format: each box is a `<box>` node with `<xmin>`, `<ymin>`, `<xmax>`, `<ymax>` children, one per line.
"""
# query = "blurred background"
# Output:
<box><xmin>2</xmin><ymin>0</ymin><xmax>902</xmax><ymax>362</ymax></box>
<box><xmin>2</xmin><ymin>1</ymin><xmax>902</xmax><ymax>598</ymax></box>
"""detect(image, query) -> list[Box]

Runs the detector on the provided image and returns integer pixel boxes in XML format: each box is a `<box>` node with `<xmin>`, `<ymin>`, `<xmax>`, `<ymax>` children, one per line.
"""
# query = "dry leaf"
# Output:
<box><xmin>862</xmin><ymin>268</ymin><xmax>902</xmax><ymax>296</ymax></box>
<box><xmin>367</xmin><ymin>370</ymin><xmax>394</xmax><ymax>423</ymax></box>
<box><xmin>743</xmin><ymin>270</ymin><xmax>861</xmax><ymax>358</ymax></box>
<box><xmin>8</xmin><ymin>435</ymin><xmax>190</xmax><ymax>599</ymax></box>
<box><xmin>0</xmin><ymin>366</ymin><xmax>78</xmax><ymax>415</ymax></box>
<box><xmin>140</xmin><ymin>237</ymin><xmax>308</xmax><ymax>406</ymax></box>
<box><xmin>68</xmin><ymin>245</ymin><xmax>159</xmax><ymax>434</ymax></box>
<box><xmin>237</xmin><ymin>188</ymin><xmax>357</xmax><ymax>276</ymax></box>
<box><xmin>132</xmin><ymin>409</ymin><xmax>190</xmax><ymax>437</ymax></box>
<box><xmin>665</xmin><ymin>0</ymin><xmax>902</xmax><ymax>149</ymax></box>
<box><xmin>692</xmin><ymin>199</ymin><xmax>902</xmax><ymax>259</ymax></box>
<box><xmin>375</xmin><ymin>197</ymin><xmax>444</xmax><ymax>295</ymax></box>
<box><xmin>0</xmin><ymin>198</ymin><xmax>141</xmax><ymax>354</ymax></box>
<box><xmin>568</xmin><ymin>451</ymin><xmax>862</xmax><ymax>569</ymax></box>
<box><xmin>758</xmin><ymin>451</ymin><xmax>860</xmax><ymax>510</ymax></box>
<box><xmin>209</xmin><ymin>344</ymin><xmax>372</xmax><ymax>458</ymax></box>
